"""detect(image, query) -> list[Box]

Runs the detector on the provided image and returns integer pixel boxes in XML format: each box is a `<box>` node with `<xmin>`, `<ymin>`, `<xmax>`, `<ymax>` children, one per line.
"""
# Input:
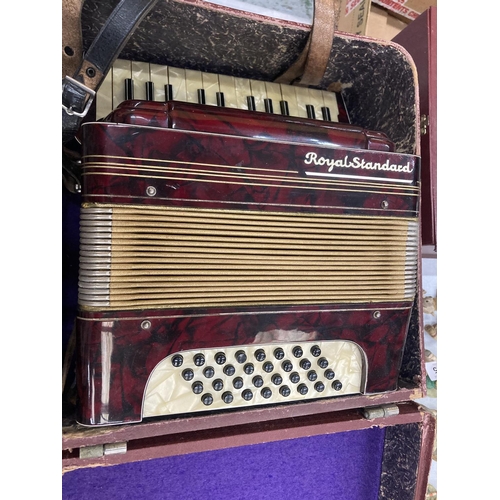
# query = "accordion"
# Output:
<box><xmin>75</xmin><ymin>64</ymin><xmax>420</xmax><ymax>426</ymax></box>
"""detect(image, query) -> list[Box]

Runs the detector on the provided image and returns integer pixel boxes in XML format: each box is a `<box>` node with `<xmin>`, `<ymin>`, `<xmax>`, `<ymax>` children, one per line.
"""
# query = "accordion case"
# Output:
<box><xmin>62</xmin><ymin>400</ymin><xmax>435</xmax><ymax>500</ymax></box>
<box><xmin>62</xmin><ymin>0</ymin><xmax>433</xmax><ymax>497</ymax></box>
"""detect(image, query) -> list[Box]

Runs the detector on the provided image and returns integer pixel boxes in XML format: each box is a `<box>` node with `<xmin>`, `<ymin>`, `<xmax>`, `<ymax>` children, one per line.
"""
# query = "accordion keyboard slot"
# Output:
<box><xmin>142</xmin><ymin>340</ymin><xmax>365</xmax><ymax>417</ymax></box>
<box><xmin>78</xmin><ymin>205</ymin><xmax>419</xmax><ymax>310</ymax></box>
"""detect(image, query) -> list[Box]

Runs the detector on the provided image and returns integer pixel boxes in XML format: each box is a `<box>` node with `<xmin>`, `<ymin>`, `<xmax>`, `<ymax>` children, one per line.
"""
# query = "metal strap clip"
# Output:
<box><xmin>62</xmin><ymin>76</ymin><xmax>96</xmax><ymax>118</ymax></box>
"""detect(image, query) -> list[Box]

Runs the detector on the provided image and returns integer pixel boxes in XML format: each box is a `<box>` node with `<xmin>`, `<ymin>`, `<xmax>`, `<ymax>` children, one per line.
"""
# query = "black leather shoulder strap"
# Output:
<box><xmin>62</xmin><ymin>0</ymin><xmax>160</xmax><ymax>145</ymax></box>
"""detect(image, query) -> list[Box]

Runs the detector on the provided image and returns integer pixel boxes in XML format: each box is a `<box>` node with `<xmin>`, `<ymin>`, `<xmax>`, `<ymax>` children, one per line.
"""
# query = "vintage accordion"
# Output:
<box><xmin>75</xmin><ymin>60</ymin><xmax>421</xmax><ymax>426</ymax></box>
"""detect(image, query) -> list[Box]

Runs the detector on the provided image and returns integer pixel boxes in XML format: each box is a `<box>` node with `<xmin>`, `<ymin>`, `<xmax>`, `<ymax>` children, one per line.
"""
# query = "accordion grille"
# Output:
<box><xmin>79</xmin><ymin>205</ymin><xmax>419</xmax><ymax>310</ymax></box>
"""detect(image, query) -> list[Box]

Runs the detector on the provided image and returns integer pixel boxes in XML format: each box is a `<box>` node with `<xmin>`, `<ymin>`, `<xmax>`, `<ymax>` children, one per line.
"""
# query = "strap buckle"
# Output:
<box><xmin>62</xmin><ymin>76</ymin><xmax>96</xmax><ymax>118</ymax></box>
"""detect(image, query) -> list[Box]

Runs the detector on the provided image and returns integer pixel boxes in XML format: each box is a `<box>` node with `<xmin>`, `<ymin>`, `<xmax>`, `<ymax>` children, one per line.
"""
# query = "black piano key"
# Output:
<box><xmin>336</xmin><ymin>92</ymin><xmax>349</xmax><ymax>123</ymax></box>
<box><xmin>124</xmin><ymin>78</ymin><xmax>134</xmax><ymax>100</ymax></box>
<box><xmin>306</xmin><ymin>104</ymin><xmax>316</xmax><ymax>119</ymax></box>
<box><xmin>264</xmin><ymin>98</ymin><xmax>273</xmax><ymax>114</ymax></box>
<box><xmin>198</xmin><ymin>88</ymin><xmax>206</xmax><ymax>104</ymax></box>
<box><xmin>216</xmin><ymin>92</ymin><xmax>225</xmax><ymax>107</ymax></box>
<box><xmin>146</xmin><ymin>81</ymin><xmax>154</xmax><ymax>101</ymax></box>
<box><xmin>164</xmin><ymin>84</ymin><xmax>173</xmax><ymax>101</ymax></box>
<box><xmin>279</xmin><ymin>100</ymin><xmax>290</xmax><ymax>116</ymax></box>
<box><xmin>321</xmin><ymin>106</ymin><xmax>332</xmax><ymax>121</ymax></box>
<box><xmin>247</xmin><ymin>96</ymin><xmax>256</xmax><ymax>111</ymax></box>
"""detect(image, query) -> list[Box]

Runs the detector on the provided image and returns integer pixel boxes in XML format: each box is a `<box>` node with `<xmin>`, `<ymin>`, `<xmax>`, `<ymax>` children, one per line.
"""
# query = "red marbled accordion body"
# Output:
<box><xmin>103</xmin><ymin>100</ymin><xmax>395</xmax><ymax>151</ymax></box>
<box><xmin>81</xmin><ymin>123</ymin><xmax>418</xmax><ymax>216</ymax></box>
<box><xmin>78</xmin><ymin>304</ymin><xmax>413</xmax><ymax>425</ymax></box>
<box><xmin>76</xmin><ymin>109</ymin><xmax>420</xmax><ymax>426</ymax></box>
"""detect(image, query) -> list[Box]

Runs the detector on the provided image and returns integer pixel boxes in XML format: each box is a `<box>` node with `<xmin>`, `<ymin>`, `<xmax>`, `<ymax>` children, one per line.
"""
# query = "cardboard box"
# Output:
<box><xmin>372</xmin><ymin>0</ymin><xmax>437</xmax><ymax>21</ymax></box>
<box><xmin>338</xmin><ymin>0</ymin><xmax>372</xmax><ymax>35</ymax></box>
<box><xmin>204</xmin><ymin>1</ymin><xmax>372</xmax><ymax>36</ymax></box>
<box><xmin>366</xmin><ymin>3</ymin><xmax>409</xmax><ymax>40</ymax></box>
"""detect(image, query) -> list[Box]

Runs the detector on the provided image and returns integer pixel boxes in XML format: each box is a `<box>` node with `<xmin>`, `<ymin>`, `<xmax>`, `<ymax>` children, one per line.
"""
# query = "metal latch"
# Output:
<box><xmin>420</xmin><ymin>114</ymin><xmax>429</xmax><ymax>136</ymax></box>
<box><xmin>362</xmin><ymin>404</ymin><xmax>400</xmax><ymax>420</ymax></box>
<box><xmin>62</xmin><ymin>76</ymin><xmax>96</xmax><ymax>118</ymax></box>
<box><xmin>79</xmin><ymin>442</ymin><xmax>127</xmax><ymax>459</ymax></box>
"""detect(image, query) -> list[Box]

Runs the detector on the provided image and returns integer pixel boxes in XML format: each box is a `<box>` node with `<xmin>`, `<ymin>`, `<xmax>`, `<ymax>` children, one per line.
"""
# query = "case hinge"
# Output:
<box><xmin>79</xmin><ymin>442</ymin><xmax>128</xmax><ymax>459</ymax></box>
<box><xmin>420</xmin><ymin>114</ymin><xmax>429</xmax><ymax>136</ymax></box>
<box><xmin>362</xmin><ymin>404</ymin><xmax>400</xmax><ymax>419</ymax></box>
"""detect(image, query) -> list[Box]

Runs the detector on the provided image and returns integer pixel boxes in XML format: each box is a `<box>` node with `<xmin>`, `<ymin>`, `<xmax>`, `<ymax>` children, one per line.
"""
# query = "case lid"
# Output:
<box><xmin>393</xmin><ymin>7</ymin><xmax>437</xmax><ymax>248</ymax></box>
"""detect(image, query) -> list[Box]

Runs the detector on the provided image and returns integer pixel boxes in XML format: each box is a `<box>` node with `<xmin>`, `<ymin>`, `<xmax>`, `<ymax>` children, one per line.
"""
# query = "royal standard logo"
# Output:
<box><xmin>303</xmin><ymin>152</ymin><xmax>415</xmax><ymax>184</ymax></box>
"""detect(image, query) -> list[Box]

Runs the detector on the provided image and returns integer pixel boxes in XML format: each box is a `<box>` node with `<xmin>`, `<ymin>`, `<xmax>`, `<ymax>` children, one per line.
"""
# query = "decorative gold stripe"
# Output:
<box><xmin>84</xmin><ymin>170</ymin><xmax>419</xmax><ymax>198</ymax></box>
<box><xmin>83</xmin><ymin>154</ymin><xmax>295</xmax><ymax>175</ymax></box>
<box><xmin>84</xmin><ymin>160</ymin><xmax>419</xmax><ymax>193</ymax></box>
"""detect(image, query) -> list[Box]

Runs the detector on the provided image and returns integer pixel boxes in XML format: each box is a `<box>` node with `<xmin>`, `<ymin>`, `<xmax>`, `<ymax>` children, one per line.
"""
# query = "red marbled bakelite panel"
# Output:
<box><xmin>77</xmin><ymin>302</ymin><xmax>413</xmax><ymax>426</ymax></box>
<box><xmin>103</xmin><ymin>100</ymin><xmax>395</xmax><ymax>152</ymax></box>
<box><xmin>81</xmin><ymin>123</ymin><xmax>419</xmax><ymax>218</ymax></box>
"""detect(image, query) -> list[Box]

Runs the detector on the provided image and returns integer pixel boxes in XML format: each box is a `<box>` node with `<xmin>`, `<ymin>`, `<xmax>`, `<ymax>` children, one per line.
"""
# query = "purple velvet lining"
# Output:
<box><xmin>63</xmin><ymin>427</ymin><xmax>386</xmax><ymax>499</ymax></box>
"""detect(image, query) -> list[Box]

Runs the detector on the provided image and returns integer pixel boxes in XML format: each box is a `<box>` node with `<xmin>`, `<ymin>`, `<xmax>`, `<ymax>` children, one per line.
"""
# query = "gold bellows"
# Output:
<box><xmin>79</xmin><ymin>204</ymin><xmax>418</xmax><ymax>310</ymax></box>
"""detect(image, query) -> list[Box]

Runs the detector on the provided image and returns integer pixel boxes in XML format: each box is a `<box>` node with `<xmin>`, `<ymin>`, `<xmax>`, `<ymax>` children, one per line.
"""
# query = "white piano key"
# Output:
<box><xmin>167</xmin><ymin>67</ymin><xmax>187</xmax><ymax>102</ymax></box>
<box><xmin>218</xmin><ymin>75</ymin><xmax>238</xmax><ymax>108</ymax></box>
<box><xmin>249</xmin><ymin>80</ymin><xmax>267</xmax><ymax>112</ymax></box>
<box><xmin>185</xmin><ymin>69</ymin><xmax>204</xmax><ymax>103</ymax></box>
<box><xmin>112</xmin><ymin>59</ymin><xmax>132</xmax><ymax>109</ymax></box>
<box><xmin>292</xmin><ymin>86</ymin><xmax>310</xmax><ymax>119</ymax></box>
<box><xmin>264</xmin><ymin>81</ymin><xmax>283</xmax><ymax>114</ymax></box>
<box><xmin>321</xmin><ymin>90</ymin><xmax>340</xmax><ymax>122</ymax></box>
<box><xmin>131</xmin><ymin>61</ymin><xmax>150</xmax><ymax>101</ymax></box>
<box><xmin>233</xmin><ymin>77</ymin><xmax>253</xmax><ymax>110</ymax></box>
<box><xmin>279</xmin><ymin>84</ymin><xmax>299</xmax><ymax>118</ymax></box>
<box><xmin>305</xmin><ymin>87</ymin><xmax>325</xmax><ymax>120</ymax></box>
<box><xmin>96</xmin><ymin>69</ymin><xmax>113</xmax><ymax>120</ymax></box>
<box><xmin>150</xmin><ymin>63</ymin><xmax>168</xmax><ymax>102</ymax></box>
<box><xmin>201</xmin><ymin>72</ymin><xmax>220</xmax><ymax>105</ymax></box>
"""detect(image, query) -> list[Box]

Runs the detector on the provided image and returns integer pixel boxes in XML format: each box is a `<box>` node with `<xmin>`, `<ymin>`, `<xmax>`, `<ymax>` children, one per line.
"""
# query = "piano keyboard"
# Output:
<box><xmin>96</xmin><ymin>59</ymin><xmax>345</xmax><ymax>123</ymax></box>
